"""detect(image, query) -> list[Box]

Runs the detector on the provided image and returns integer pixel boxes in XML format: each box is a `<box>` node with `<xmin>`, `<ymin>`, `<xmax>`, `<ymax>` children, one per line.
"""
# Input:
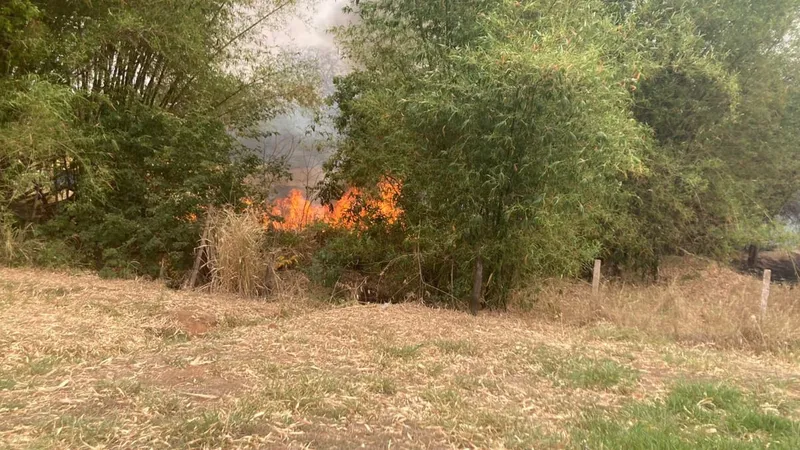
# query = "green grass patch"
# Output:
<box><xmin>379</xmin><ymin>343</ymin><xmax>424</xmax><ymax>359</ymax></box>
<box><xmin>453</xmin><ymin>373</ymin><xmax>492</xmax><ymax>391</ymax></box>
<box><xmin>261</xmin><ymin>371</ymin><xmax>347</xmax><ymax>413</ymax></box>
<box><xmin>152</xmin><ymin>327</ymin><xmax>191</xmax><ymax>344</ymax></box>
<box><xmin>566</xmin><ymin>359</ymin><xmax>638</xmax><ymax>390</ymax></box>
<box><xmin>473</xmin><ymin>412</ymin><xmax>556</xmax><ymax>450</ymax></box>
<box><xmin>0</xmin><ymin>399</ymin><xmax>26</xmax><ymax>412</ymax></box>
<box><xmin>534</xmin><ymin>347</ymin><xmax>639</xmax><ymax>390</ymax></box>
<box><xmin>589</xmin><ymin>324</ymin><xmax>647</xmax><ymax>342</ymax></box>
<box><xmin>433</xmin><ymin>339</ymin><xmax>476</xmax><ymax>356</ymax></box>
<box><xmin>421</xmin><ymin>387</ymin><xmax>463</xmax><ymax>408</ymax></box>
<box><xmin>661</xmin><ymin>349</ymin><xmax>717</xmax><ymax>372</ymax></box>
<box><xmin>90</xmin><ymin>301</ymin><xmax>125</xmax><ymax>317</ymax></box>
<box><xmin>573</xmin><ymin>381</ymin><xmax>800</xmax><ymax>449</ymax></box>
<box><xmin>162</xmin><ymin>404</ymin><xmax>271</xmax><ymax>448</ymax></box>
<box><xmin>40</xmin><ymin>415</ymin><xmax>121</xmax><ymax>448</ymax></box>
<box><xmin>219</xmin><ymin>314</ymin><xmax>266</xmax><ymax>329</ymax></box>
<box><xmin>435</xmin><ymin>407</ymin><xmax>555</xmax><ymax>449</ymax></box>
<box><xmin>95</xmin><ymin>378</ymin><xmax>144</xmax><ymax>396</ymax></box>
<box><xmin>425</xmin><ymin>362</ymin><xmax>446</xmax><ymax>377</ymax></box>
<box><xmin>42</xmin><ymin>287</ymin><xmax>70</xmax><ymax>298</ymax></box>
<box><xmin>26</xmin><ymin>356</ymin><xmax>61</xmax><ymax>376</ymax></box>
<box><xmin>146</xmin><ymin>394</ymin><xmax>186</xmax><ymax>416</ymax></box>
<box><xmin>259</xmin><ymin>372</ymin><xmax>364</xmax><ymax>420</ymax></box>
<box><xmin>367</xmin><ymin>376</ymin><xmax>397</xmax><ymax>395</ymax></box>
<box><xmin>0</xmin><ymin>377</ymin><xmax>15</xmax><ymax>390</ymax></box>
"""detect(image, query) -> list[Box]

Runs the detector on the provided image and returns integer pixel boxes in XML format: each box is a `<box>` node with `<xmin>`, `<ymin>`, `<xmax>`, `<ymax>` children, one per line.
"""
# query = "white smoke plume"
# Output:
<box><xmin>249</xmin><ymin>0</ymin><xmax>354</xmax><ymax>198</ymax></box>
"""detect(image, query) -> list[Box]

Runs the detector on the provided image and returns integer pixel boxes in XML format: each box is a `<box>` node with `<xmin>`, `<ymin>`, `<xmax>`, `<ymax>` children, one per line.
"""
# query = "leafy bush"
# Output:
<box><xmin>322</xmin><ymin>0</ymin><xmax>800</xmax><ymax>308</ymax></box>
<box><xmin>325</xmin><ymin>0</ymin><xmax>650</xmax><ymax>307</ymax></box>
<box><xmin>0</xmin><ymin>0</ymin><xmax>318</xmax><ymax>277</ymax></box>
<box><xmin>310</xmin><ymin>224</ymin><xmax>414</xmax><ymax>301</ymax></box>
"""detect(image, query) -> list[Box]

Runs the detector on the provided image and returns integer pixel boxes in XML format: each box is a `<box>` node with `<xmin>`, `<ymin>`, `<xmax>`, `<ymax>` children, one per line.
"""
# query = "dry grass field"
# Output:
<box><xmin>1</xmin><ymin>264</ymin><xmax>799</xmax><ymax>449</ymax></box>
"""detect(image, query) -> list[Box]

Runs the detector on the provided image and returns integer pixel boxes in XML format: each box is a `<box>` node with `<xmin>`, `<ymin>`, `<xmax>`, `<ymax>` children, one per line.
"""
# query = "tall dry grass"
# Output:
<box><xmin>201</xmin><ymin>207</ymin><xmax>314</xmax><ymax>301</ymax></box>
<box><xmin>0</xmin><ymin>220</ymin><xmax>39</xmax><ymax>264</ymax></box>
<box><xmin>205</xmin><ymin>208</ymin><xmax>276</xmax><ymax>298</ymax></box>
<box><xmin>514</xmin><ymin>256</ymin><xmax>800</xmax><ymax>353</ymax></box>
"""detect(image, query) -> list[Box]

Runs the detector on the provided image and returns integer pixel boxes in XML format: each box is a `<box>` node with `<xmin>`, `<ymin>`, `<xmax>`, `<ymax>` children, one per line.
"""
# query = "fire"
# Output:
<box><xmin>264</xmin><ymin>179</ymin><xmax>402</xmax><ymax>231</ymax></box>
<box><xmin>268</xmin><ymin>189</ymin><xmax>327</xmax><ymax>231</ymax></box>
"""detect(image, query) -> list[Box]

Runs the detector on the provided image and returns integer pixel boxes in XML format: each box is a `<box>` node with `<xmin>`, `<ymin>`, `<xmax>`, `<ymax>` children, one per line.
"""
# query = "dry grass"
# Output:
<box><xmin>515</xmin><ymin>256</ymin><xmax>800</xmax><ymax>353</ymax></box>
<box><xmin>0</xmin><ymin>222</ymin><xmax>36</xmax><ymax>264</ymax></box>
<box><xmin>205</xmin><ymin>208</ymin><xmax>275</xmax><ymax>298</ymax></box>
<box><xmin>1</xmin><ymin>265</ymin><xmax>799</xmax><ymax>449</ymax></box>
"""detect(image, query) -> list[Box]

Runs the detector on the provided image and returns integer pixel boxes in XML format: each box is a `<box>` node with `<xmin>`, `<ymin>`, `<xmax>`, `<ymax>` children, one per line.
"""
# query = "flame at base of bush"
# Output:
<box><xmin>266</xmin><ymin>179</ymin><xmax>402</xmax><ymax>231</ymax></box>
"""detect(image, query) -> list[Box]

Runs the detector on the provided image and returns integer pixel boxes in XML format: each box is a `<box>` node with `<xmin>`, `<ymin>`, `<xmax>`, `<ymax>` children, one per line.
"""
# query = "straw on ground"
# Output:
<box><xmin>1</xmin><ymin>267</ymin><xmax>798</xmax><ymax>449</ymax></box>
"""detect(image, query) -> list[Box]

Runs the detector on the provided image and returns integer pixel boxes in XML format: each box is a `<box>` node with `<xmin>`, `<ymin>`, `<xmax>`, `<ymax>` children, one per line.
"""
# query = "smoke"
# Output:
<box><xmin>280</xmin><ymin>0</ymin><xmax>350</xmax><ymax>49</ymax></box>
<box><xmin>271</xmin><ymin>0</ymin><xmax>351</xmax><ymax>70</ymax></box>
<box><xmin>255</xmin><ymin>0</ymin><xmax>354</xmax><ymax>198</ymax></box>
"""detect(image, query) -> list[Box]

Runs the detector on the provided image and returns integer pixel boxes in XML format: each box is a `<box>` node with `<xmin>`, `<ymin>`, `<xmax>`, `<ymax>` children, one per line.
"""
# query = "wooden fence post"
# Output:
<box><xmin>592</xmin><ymin>259</ymin><xmax>602</xmax><ymax>296</ymax></box>
<box><xmin>760</xmin><ymin>269</ymin><xmax>771</xmax><ymax>320</ymax></box>
<box><xmin>470</xmin><ymin>256</ymin><xmax>483</xmax><ymax>316</ymax></box>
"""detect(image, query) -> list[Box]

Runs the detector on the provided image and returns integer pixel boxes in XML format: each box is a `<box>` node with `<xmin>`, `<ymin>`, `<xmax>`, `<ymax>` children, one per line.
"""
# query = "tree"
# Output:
<box><xmin>606</xmin><ymin>0</ymin><xmax>800</xmax><ymax>274</ymax></box>
<box><xmin>324</xmin><ymin>0</ymin><xmax>649</xmax><ymax>308</ymax></box>
<box><xmin>324</xmin><ymin>0</ymin><xmax>800</xmax><ymax>308</ymax></box>
<box><xmin>0</xmin><ymin>0</ymin><xmax>40</xmax><ymax>75</ymax></box>
<box><xmin>0</xmin><ymin>0</ymin><xmax>320</xmax><ymax>275</ymax></box>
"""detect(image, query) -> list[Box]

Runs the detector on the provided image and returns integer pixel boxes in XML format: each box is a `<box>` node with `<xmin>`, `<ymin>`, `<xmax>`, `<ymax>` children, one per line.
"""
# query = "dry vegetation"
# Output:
<box><xmin>516</xmin><ymin>257</ymin><xmax>800</xmax><ymax>353</ymax></box>
<box><xmin>203</xmin><ymin>208</ymin><xmax>277</xmax><ymax>298</ymax></box>
<box><xmin>1</xmin><ymin>263</ymin><xmax>799</xmax><ymax>449</ymax></box>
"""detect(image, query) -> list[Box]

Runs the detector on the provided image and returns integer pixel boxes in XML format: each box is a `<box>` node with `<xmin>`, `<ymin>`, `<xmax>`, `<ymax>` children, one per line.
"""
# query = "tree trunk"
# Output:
<box><xmin>650</xmin><ymin>256</ymin><xmax>659</xmax><ymax>282</ymax></box>
<box><xmin>747</xmin><ymin>244</ymin><xmax>759</xmax><ymax>269</ymax></box>
<box><xmin>470</xmin><ymin>256</ymin><xmax>483</xmax><ymax>315</ymax></box>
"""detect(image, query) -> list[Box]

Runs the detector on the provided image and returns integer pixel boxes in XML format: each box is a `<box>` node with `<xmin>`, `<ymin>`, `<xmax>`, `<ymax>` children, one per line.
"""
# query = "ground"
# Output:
<box><xmin>1</xmin><ymin>268</ymin><xmax>799</xmax><ymax>449</ymax></box>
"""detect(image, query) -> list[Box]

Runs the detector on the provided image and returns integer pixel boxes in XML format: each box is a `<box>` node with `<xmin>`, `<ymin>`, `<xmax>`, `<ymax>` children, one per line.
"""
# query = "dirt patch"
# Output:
<box><xmin>152</xmin><ymin>365</ymin><xmax>243</xmax><ymax>399</ymax></box>
<box><xmin>293</xmin><ymin>421</ymin><xmax>443</xmax><ymax>450</ymax></box>
<box><xmin>173</xmin><ymin>309</ymin><xmax>218</xmax><ymax>336</ymax></box>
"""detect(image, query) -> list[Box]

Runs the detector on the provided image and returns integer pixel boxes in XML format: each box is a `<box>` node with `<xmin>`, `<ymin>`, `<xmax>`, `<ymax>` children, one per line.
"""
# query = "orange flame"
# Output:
<box><xmin>264</xmin><ymin>179</ymin><xmax>402</xmax><ymax>231</ymax></box>
<box><xmin>328</xmin><ymin>180</ymin><xmax>403</xmax><ymax>228</ymax></box>
<box><xmin>268</xmin><ymin>189</ymin><xmax>327</xmax><ymax>231</ymax></box>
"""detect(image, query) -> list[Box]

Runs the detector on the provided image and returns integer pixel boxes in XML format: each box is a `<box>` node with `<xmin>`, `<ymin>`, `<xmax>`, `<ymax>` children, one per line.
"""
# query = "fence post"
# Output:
<box><xmin>760</xmin><ymin>269</ymin><xmax>771</xmax><ymax>320</ymax></box>
<box><xmin>592</xmin><ymin>259</ymin><xmax>602</xmax><ymax>296</ymax></box>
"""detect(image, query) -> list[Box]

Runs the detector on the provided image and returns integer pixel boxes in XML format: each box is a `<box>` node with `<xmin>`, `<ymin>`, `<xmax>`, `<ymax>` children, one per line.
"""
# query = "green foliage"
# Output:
<box><xmin>48</xmin><ymin>106</ymin><xmax>260</xmax><ymax>276</ymax></box>
<box><xmin>533</xmin><ymin>346</ymin><xmax>639</xmax><ymax>390</ymax></box>
<box><xmin>0</xmin><ymin>0</ymin><xmax>318</xmax><ymax>276</ymax></box>
<box><xmin>326</xmin><ymin>0</ymin><xmax>650</xmax><ymax>307</ymax></box>
<box><xmin>323</xmin><ymin>0</ymin><xmax>800</xmax><ymax>307</ymax></box>
<box><xmin>0</xmin><ymin>78</ymin><xmax>93</xmax><ymax>208</ymax></box>
<box><xmin>309</xmin><ymin>224</ymin><xmax>410</xmax><ymax>290</ymax></box>
<box><xmin>574</xmin><ymin>381</ymin><xmax>800</xmax><ymax>449</ymax></box>
<box><xmin>3</xmin><ymin>0</ymin><xmax>798</xmax><ymax>294</ymax></box>
<box><xmin>0</xmin><ymin>219</ymin><xmax>79</xmax><ymax>268</ymax></box>
<box><xmin>607</xmin><ymin>0</ymin><xmax>800</xmax><ymax>272</ymax></box>
<box><xmin>0</xmin><ymin>0</ymin><xmax>40</xmax><ymax>74</ymax></box>
<box><xmin>432</xmin><ymin>340</ymin><xmax>476</xmax><ymax>357</ymax></box>
<box><xmin>379</xmin><ymin>343</ymin><xmax>423</xmax><ymax>359</ymax></box>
